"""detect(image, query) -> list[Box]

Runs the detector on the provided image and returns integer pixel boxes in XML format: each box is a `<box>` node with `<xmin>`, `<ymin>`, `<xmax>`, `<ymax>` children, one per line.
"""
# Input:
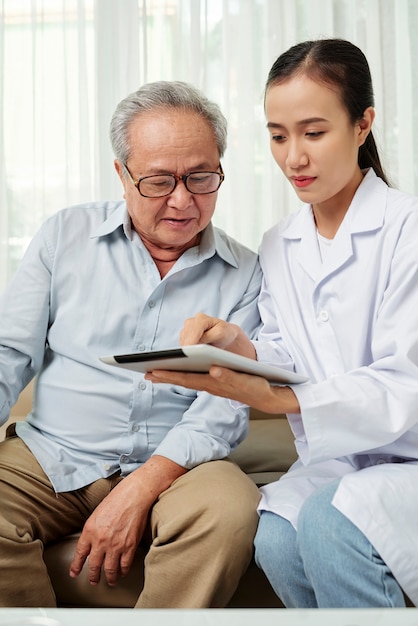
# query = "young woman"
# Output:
<box><xmin>146</xmin><ymin>39</ymin><xmax>418</xmax><ymax>608</ymax></box>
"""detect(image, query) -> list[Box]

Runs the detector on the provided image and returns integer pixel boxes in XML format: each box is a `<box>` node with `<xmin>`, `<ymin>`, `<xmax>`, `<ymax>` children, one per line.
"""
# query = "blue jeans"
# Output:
<box><xmin>254</xmin><ymin>480</ymin><xmax>405</xmax><ymax>608</ymax></box>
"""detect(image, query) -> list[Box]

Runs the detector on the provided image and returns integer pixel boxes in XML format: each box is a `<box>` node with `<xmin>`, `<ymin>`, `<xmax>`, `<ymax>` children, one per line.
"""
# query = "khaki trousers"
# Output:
<box><xmin>0</xmin><ymin>431</ymin><xmax>260</xmax><ymax>608</ymax></box>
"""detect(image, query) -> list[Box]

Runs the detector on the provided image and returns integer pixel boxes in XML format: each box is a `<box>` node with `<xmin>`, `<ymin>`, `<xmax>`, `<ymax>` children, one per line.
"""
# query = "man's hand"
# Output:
<box><xmin>69</xmin><ymin>455</ymin><xmax>187</xmax><ymax>587</ymax></box>
<box><xmin>146</xmin><ymin>366</ymin><xmax>300</xmax><ymax>415</ymax></box>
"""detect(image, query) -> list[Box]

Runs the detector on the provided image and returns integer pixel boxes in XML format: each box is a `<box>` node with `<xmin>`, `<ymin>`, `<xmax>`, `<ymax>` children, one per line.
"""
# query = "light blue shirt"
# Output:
<box><xmin>0</xmin><ymin>201</ymin><xmax>261</xmax><ymax>492</ymax></box>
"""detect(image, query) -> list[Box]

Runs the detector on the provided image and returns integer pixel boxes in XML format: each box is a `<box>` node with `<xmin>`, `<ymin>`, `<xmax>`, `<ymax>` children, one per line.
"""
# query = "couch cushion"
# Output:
<box><xmin>44</xmin><ymin>532</ymin><xmax>284</xmax><ymax>608</ymax></box>
<box><xmin>229</xmin><ymin>416</ymin><xmax>297</xmax><ymax>476</ymax></box>
<box><xmin>44</xmin><ymin>533</ymin><xmax>144</xmax><ymax>607</ymax></box>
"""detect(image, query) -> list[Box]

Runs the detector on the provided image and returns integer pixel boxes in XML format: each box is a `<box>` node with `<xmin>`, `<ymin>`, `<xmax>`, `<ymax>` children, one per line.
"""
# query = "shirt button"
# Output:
<box><xmin>103</xmin><ymin>463</ymin><xmax>111</xmax><ymax>471</ymax></box>
<box><xmin>120</xmin><ymin>455</ymin><xmax>129</xmax><ymax>463</ymax></box>
<box><xmin>148</xmin><ymin>300</ymin><xmax>155</xmax><ymax>308</ymax></box>
<box><xmin>138</xmin><ymin>344</ymin><xmax>146</xmax><ymax>352</ymax></box>
<box><xmin>319</xmin><ymin>310</ymin><xmax>329</xmax><ymax>322</ymax></box>
<box><xmin>139</xmin><ymin>382</ymin><xmax>147</xmax><ymax>390</ymax></box>
<box><xmin>132</xmin><ymin>424</ymin><xmax>140</xmax><ymax>432</ymax></box>
<box><xmin>376</xmin><ymin>458</ymin><xmax>387</xmax><ymax>465</ymax></box>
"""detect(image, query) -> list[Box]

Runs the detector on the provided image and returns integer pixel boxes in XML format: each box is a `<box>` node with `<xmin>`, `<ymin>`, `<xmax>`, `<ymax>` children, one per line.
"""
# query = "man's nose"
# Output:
<box><xmin>167</xmin><ymin>179</ymin><xmax>194</xmax><ymax>208</ymax></box>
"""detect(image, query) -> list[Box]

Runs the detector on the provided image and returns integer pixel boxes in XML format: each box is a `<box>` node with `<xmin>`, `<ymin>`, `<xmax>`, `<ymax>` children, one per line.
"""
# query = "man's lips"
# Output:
<box><xmin>291</xmin><ymin>176</ymin><xmax>316</xmax><ymax>188</ymax></box>
<box><xmin>162</xmin><ymin>216</ymin><xmax>196</xmax><ymax>226</ymax></box>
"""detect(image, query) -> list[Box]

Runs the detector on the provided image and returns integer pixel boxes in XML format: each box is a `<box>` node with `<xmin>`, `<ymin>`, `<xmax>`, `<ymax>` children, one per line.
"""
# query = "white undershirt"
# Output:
<box><xmin>316</xmin><ymin>230</ymin><xmax>333</xmax><ymax>262</ymax></box>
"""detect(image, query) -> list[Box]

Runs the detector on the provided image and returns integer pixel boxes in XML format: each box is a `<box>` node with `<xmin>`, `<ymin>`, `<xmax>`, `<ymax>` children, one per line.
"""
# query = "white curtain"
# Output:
<box><xmin>1</xmin><ymin>0</ymin><xmax>418</xmax><ymax>290</ymax></box>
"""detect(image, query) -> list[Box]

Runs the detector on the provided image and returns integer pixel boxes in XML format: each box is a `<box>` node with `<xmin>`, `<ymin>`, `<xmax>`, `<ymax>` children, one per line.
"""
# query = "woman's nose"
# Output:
<box><xmin>286</xmin><ymin>140</ymin><xmax>308</xmax><ymax>169</ymax></box>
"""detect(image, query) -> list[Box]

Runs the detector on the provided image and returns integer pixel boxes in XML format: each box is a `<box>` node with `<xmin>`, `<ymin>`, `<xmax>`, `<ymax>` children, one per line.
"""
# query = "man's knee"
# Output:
<box><xmin>153</xmin><ymin>460</ymin><xmax>260</xmax><ymax>543</ymax></box>
<box><xmin>192</xmin><ymin>460</ymin><xmax>259</xmax><ymax>521</ymax></box>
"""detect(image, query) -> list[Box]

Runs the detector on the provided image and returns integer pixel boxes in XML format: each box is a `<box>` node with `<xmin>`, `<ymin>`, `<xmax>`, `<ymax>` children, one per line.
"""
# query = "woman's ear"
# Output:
<box><xmin>357</xmin><ymin>106</ymin><xmax>375</xmax><ymax>146</ymax></box>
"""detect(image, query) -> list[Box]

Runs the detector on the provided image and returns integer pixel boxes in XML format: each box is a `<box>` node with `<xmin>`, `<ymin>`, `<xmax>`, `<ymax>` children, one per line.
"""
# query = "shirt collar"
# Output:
<box><xmin>90</xmin><ymin>202</ymin><xmax>239</xmax><ymax>268</ymax></box>
<box><xmin>198</xmin><ymin>223</ymin><xmax>240</xmax><ymax>268</ymax></box>
<box><xmin>282</xmin><ymin>168</ymin><xmax>387</xmax><ymax>240</ymax></box>
<box><xmin>90</xmin><ymin>202</ymin><xmax>129</xmax><ymax>239</ymax></box>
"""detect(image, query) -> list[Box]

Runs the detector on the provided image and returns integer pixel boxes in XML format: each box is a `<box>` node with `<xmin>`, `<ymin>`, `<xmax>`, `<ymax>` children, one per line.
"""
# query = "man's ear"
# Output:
<box><xmin>114</xmin><ymin>160</ymin><xmax>128</xmax><ymax>198</ymax></box>
<box><xmin>114</xmin><ymin>159</ymin><xmax>125</xmax><ymax>182</ymax></box>
<box><xmin>357</xmin><ymin>106</ymin><xmax>375</xmax><ymax>146</ymax></box>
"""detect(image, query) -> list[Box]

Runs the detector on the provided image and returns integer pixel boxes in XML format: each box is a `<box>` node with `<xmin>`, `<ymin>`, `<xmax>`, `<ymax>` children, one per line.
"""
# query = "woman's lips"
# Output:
<box><xmin>291</xmin><ymin>176</ymin><xmax>316</xmax><ymax>188</ymax></box>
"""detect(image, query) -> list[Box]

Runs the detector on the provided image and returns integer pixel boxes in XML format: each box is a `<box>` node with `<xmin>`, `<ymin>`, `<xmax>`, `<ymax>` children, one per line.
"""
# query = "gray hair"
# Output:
<box><xmin>110</xmin><ymin>81</ymin><xmax>227</xmax><ymax>164</ymax></box>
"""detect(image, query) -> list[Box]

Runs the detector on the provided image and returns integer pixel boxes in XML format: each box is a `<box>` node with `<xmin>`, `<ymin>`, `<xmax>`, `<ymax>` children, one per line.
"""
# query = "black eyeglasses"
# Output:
<box><xmin>123</xmin><ymin>163</ymin><xmax>224</xmax><ymax>198</ymax></box>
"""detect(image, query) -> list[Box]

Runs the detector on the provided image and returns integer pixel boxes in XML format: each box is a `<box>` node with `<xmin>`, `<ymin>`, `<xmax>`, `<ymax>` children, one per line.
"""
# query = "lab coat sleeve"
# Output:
<box><xmin>293</xmin><ymin>207</ymin><xmax>418</xmax><ymax>464</ymax></box>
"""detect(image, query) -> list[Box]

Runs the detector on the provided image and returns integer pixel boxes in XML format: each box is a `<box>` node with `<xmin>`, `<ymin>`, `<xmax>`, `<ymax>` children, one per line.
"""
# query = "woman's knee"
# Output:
<box><xmin>297</xmin><ymin>481</ymin><xmax>340</xmax><ymax>546</ymax></box>
<box><xmin>254</xmin><ymin>511</ymin><xmax>273</xmax><ymax>568</ymax></box>
<box><xmin>296</xmin><ymin>479</ymin><xmax>366</xmax><ymax>576</ymax></box>
<box><xmin>254</xmin><ymin>511</ymin><xmax>297</xmax><ymax>569</ymax></box>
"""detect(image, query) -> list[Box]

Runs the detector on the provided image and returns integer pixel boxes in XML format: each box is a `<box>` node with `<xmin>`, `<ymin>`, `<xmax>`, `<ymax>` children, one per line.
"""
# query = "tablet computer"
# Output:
<box><xmin>100</xmin><ymin>344</ymin><xmax>308</xmax><ymax>385</ymax></box>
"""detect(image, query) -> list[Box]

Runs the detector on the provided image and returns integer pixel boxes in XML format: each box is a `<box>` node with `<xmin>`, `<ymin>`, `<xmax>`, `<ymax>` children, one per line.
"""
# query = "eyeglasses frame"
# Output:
<box><xmin>122</xmin><ymin>162</ymin><xmax>225</xmax><ymax>198</ymax></box>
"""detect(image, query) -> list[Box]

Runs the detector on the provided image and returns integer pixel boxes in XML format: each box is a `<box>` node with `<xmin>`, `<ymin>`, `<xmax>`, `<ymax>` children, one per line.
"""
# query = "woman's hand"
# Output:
<box><xmin>180</xmin><ymin>312</ymin><xmax>256</xmax><ymax>359</ymax></box>
<box><xmin>145</xmin><ymin>366</ymin><xmax>300</xmax><ymax>414</ymax></box>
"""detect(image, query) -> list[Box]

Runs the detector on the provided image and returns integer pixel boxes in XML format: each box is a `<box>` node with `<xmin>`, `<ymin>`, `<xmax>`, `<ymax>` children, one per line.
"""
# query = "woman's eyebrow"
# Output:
<box><xmin>267</xmin><ymin>117</ymin><xmax>328</xmax><ymax>129</ymax></box>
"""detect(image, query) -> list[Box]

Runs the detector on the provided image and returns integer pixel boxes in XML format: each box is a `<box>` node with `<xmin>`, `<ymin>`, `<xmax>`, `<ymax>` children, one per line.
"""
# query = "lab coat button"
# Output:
<box><xmin>319</xmin><ymin>310</ymin><xmax>329</xmax><ymax>322</ymax></box>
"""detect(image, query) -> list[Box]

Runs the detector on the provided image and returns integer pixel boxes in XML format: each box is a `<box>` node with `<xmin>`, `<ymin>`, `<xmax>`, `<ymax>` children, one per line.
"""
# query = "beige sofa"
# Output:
<box><xmin>2</xmin><ymin>381</ymin><xmax>297</xmax><ymax>608</ymax></box>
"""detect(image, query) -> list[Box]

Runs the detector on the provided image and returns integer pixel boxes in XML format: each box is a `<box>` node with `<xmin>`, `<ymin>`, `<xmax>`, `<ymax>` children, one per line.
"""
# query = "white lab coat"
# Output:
<box><xmin>256</xmin><ymin>169</ymin><xmax>418</xmax><ymax>604</ymax></box>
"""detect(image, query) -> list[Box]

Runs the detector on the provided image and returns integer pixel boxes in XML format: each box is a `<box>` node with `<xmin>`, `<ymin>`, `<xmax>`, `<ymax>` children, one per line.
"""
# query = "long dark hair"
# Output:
<box><xmin>266</xmin><ymin>39</ymin><xmax>389</xmax><ymax>185</ymax></box>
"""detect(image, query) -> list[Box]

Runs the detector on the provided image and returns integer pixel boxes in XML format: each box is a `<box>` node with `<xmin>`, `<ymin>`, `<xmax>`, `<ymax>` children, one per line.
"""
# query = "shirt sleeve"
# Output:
<box><xmin>152</xmin><ymin>256</ymin><xmax>262</xmax><ymax>468</ymax></box>
<box><xmin>152</xmin><ymin>392</ymin><xmax>250</xmax><ymax>468</ymax></box>
<box><xmin>0</xmin><ymin>223</ymin><xmax>53</xmax><ymax>422</ymax></box>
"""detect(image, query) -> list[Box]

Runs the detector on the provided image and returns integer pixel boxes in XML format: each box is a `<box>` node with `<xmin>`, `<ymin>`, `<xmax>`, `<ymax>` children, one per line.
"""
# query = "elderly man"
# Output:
<box><xmin>0</xmin><ymin>81</ymin><xmax>261</xmax><ymax>607</ymax></box>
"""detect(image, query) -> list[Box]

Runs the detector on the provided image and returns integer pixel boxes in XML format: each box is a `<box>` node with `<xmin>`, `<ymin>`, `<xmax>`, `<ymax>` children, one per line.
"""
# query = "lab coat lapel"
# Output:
<box><xmin>296</xmin><ymin>222</ymin><xmax>354</xmax><ymax>287</ymax></box>
<box><xmin>317</xmin><ymin>172</ymin><xmax>387</xmax><ymax>283</ymax></box>
<box><xmin>283</xmin><ymin>206</ymin><xmax>322</xmax><ymax>282</ymax></box>
<box><xmin>284</xmin><ymin>170</ymin><xmax>387</xmax><ymax>287</ymax></box>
